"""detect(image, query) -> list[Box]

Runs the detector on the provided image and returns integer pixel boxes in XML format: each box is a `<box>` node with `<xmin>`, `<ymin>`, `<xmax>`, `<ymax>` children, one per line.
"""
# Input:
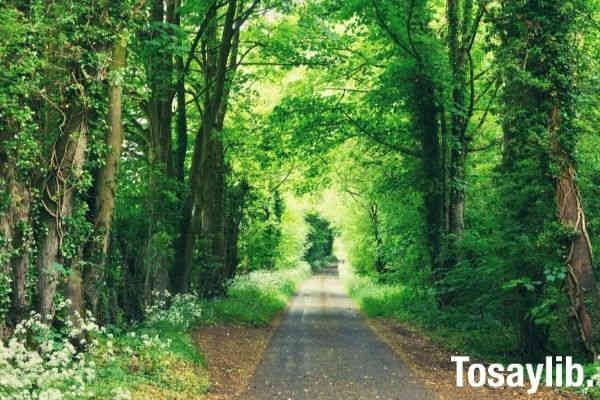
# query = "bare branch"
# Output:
<box><xmin>467</xmin><ymin>80</ymin><xmax>500</xmax><ymax>141</ymax></box>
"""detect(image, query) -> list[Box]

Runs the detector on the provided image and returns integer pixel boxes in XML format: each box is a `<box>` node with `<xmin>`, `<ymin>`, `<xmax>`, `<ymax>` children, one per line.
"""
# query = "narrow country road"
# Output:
<box><xmin>242</xmin><ymin>266</ymin><xmax>434</xmax><ymax>400</ymax></box>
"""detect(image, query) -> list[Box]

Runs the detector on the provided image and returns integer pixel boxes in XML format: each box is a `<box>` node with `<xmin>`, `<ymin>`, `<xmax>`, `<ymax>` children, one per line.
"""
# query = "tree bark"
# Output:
<box><xmin>551</xmin><ymin>104</ymin><xmax>599</xmax><ymax>358</ymax></box>
<box><xmin>0</xmin><ymin>162</ymin><xmax>31</xmax><ymax>325</ymax></box>
<box><xmin>178</xmin><ymin>0</ymin><xmax>238</xmax><ymax>293</ymax></box>
<box><xmin>174</xmin><ymin>0</ymin><xmax>188</xmax><ymax>183</ymax></box>
<box><xmin>415</xmin><ymin>74</ymin><xmax>443</xmax><ymax>274</ymax></box>
<box><xmin>496</xmin><ymin>0</ymin><xmax>599</xmax><ymax>358</ymax></box>
<box><xmin>224</xmin><ymin>179</ymin><xmax>248</xmax><ymax>281</ymax></box>
<box><xmin>368</xmin><ymin>203</ymin><xmax>385</xmax><ymax>274</ymax></box>
<box><xmin>84</xmin><ymin>37</ymin><xmax>127</xmax><ymax>315</ymax></box>
<box><xmin>147</xmin><ymin>0</ymin><xmax>175</xmax><ymax>174</ymax></box>
<box><xmin>37</xmin><ymin>115</ymin><xmax>88</xmax><ymax>323</ymax></box>
<box><xmin>446</xmin><ymin>0</ymin><xmax>476</xmax><ymax>255</ymax></box>
<box><xmin>175</xmin><ymin>56</ymin><xmax>188</xmax><ymax>183</ymax></box>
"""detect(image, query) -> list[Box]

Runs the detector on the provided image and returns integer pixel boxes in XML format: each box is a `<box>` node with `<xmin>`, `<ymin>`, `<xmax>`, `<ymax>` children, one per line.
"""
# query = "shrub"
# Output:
<box><xmin>0</xmin><ymin>301</ymin><xmax>103</xmax><ymax>400</ymax></box>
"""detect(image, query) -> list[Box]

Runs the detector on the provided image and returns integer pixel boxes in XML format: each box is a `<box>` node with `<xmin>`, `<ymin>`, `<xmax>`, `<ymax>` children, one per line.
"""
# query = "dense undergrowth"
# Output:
<box><xmin>0</xmin><ymin>264</ymin><xmax>311</xmax><ymax>400</ymax></box>
<box><xmin>340</xmin><ymin>262</ymin><xmax>515</xmax><ymax>361</ymax></box>
<box><xmin>340</xmin><ymin>261</ymin><xmax>600</xmax><ymax>398</ymax></box>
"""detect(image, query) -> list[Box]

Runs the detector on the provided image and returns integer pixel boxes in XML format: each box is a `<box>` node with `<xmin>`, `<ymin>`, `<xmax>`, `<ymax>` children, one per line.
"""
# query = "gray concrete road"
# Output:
<box><xmin>242</xmin><ymin>266</ymin><xmax>435</xmax><ymax>400</ymax></box>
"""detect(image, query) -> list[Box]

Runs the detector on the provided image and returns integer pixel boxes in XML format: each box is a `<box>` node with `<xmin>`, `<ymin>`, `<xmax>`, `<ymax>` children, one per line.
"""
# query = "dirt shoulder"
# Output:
<box><xmin>191</xmin><ymin>314</ymin><xmax>283</xmax><ymax>400</ymax></box>
<box><xmin>366</xmin><ymin>317</ymin><xmax>584</xmax><ymax>400</ymax></box>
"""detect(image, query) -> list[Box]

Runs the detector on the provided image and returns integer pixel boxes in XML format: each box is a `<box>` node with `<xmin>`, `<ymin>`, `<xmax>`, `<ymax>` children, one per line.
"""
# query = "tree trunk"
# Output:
<box><xmin>147</xmin><ymin>0</ymin><xmax>175</xmax><ymax>174</ymax></box>
<box><xmin>84</xmin><ymin>37</ymin><xmax>127</xmax><ymax>315</ymax></box>
<box><xmin>174</xmin><ymin>0</ymin><xmax>188</xmax><ymax>183</ymax></box>
<box><xmin>551</xmin><ymin>104</ymin><xmax>599</xmax><ymax>358</ymax></box>
<box><xmin>0</xmin><ymin>162</ymin><xmax>31</xmax><ymax>325</ymax></box>
<box><xmin>177</xmin><ymin>0</ymin><xmax>238</xmax><ymax>293</ymax></box>
<box><xmin>224</xmin><ymin>179</ymin><xmax>248</xmax><ymax>281</ymax></box>
<box><xmin>496</xmin><ymin>0</ymin><xmax>599</xmax><ymax>358</ymax></box>
<box><xmin>446</xmin><ymin>0</ymin><xmax>475</xmax><ymax>257</ymax></box>
<box><xmin>447</xmin><ymin>0</ymin><xmax>467</xmax><ymax>241</ymax></box>
<box><xmin>201</xmin><ymin>136</ymin><xmax>226</xmax><ymax>294</ymax></box>
<box><xmin>368</xmin><ymin>203</ymin><xmax>385</xmax><ymax>274</ymax></box>
<box><xmin>415</xmin><ymin>74</ymin><xmax>443</xmax><ymax>274</ymax></box>
<box><xmin>38</xmin><ymin>116</ymin><xmax>88</xmax><ymax>323</ymax></box>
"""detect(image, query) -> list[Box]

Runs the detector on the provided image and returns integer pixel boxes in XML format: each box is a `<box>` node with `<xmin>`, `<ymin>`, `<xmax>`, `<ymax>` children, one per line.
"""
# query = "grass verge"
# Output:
<box><xmin>340</xmin><ymin>262</ymin><xmax>519</xmax><ymax>362</ymax></box>
<box><xmin>88</xmin><ymin>263</ymin><xmax>311</xmax><ymax>400</ymax></box>
<box><xmin>201</xmin><ymin>263</ymin><xmax>311</xmax><ymax>326</ymax></box>
<box><xmin>340</xmin><ymin>263</ymin><xmax>600</xmax><ymax>399</ymax></box>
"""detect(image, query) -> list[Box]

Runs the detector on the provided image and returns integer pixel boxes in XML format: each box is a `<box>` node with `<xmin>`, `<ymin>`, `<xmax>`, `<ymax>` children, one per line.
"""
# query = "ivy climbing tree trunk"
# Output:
<box><xmin>38</xmin><ymin>114</ymin><xmax>88</xmax><ymax>323</ymax></box>
<box><xmin>446</xmin><ymin>0</ymin><xmax>469</xmax><ymax>243</ymax></box>
<box><xmin>84</xmin><ymin>37</ymin><xmax>127</xmax><ymax>316</ymax></box>
<box><xmin>444</xmin><ymin>0</ymin><xmax>486</xmax><ymax>277</ymax></box>
<box><xmin>415</xmin><ymin>74</ymin><xmax>444</xmax><ymax>276</ymax></box>
<box><xmin>497</xmin><ymin>0</ymin><xmax>600</xmax><ymax>358</ymax></box>
<box><xmin>0</xmin><ymin>162</ymin><xmax>31</xmax><ymax>325</ymax></box>
<box><xmin>224</xmin><ymin>179</ymin><xmax>249</xmax><ymax>281</ymax></box>
<box><xmin>552</xmin><ymin>107</ymin><xmax>599</xmax><ymax>358</ymax></box>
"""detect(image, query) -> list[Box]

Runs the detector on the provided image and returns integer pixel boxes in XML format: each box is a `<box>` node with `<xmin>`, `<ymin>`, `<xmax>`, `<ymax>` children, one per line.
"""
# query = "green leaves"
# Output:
<box><xmin>502</xmin><ymin>278</ymin><xmax>536</xmax><ymax>292</ymax></box>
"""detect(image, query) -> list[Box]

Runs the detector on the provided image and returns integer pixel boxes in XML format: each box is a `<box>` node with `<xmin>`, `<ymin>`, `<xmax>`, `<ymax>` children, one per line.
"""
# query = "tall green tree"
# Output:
<box><xmin>495</xmin><ymin>0</ymin><xmax>599</xmax><ymax>358</ymax></box>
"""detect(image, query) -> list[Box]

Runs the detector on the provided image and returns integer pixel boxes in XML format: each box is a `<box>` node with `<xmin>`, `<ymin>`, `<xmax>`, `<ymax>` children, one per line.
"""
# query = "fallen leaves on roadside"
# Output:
<box><xmin>366</xmin><ymin>318</ymin><xmax>584</xmax><ymax>400</ymax></box>
<box><xmin>192</xmin><ymin>314</ymin><xmax>283</xmax><ymax>400</ymax></box>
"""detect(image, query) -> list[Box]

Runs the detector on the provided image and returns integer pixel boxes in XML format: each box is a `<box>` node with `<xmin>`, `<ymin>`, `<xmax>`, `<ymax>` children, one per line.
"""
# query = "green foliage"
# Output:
<box><xmin>204</xmin><ymin>263</ymin><xmax>311</xmax><ymax>326</ymax></box>
<box><xmin>303</xmin><ymin>213</ymin><xmax>335</xmax><ymax>270</ymax></box>
<box><xmin>89</xmin><ymin>324</ymin><xmax>208</xmax><ymax>399</ymax></box>
<box><xmin>341</xmin><ymin>263</ymin><xmax>519</xmax><ymax>361</ymax></box>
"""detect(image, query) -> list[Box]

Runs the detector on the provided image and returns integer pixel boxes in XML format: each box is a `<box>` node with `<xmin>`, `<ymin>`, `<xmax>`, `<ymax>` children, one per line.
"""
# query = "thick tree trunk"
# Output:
<box><xmin>0</xmin><ymin>163</ymin><xmax>31</xmax><ymax>325</ymax></box>
<box><xmin>84</xmin><ymin>38</ymin><xmax>127</xmax><ymax>315</ymax></box>
<box><xmin>496</xmin><ymin>0</ymin><xmax>599</xmax><ymax>358</ymax></box>
<box><xmin>38</xmin><ymin>117</ymin><xmax>88</xmax><ymax>323</ymax></box>
<box><xmin>551</xmin><ymin>106</ymin><xmax>599</xmax><ymax>358</ymax></box>
<box><xmin>224</xmin><ymin>180</ymin><xmax>248</xmax><ymax>281</ymax></box>
<box><xmin>201</xmin><ymin>136</ymin><xmax>226</xmax><ymax>291</ymax></box>
<box><xmin>177</xmin><ymin>195</ymin><xmax>199</xmax><ymax>292</ymax></box>
<box><xmin>446</xmin><ymin>0</ymin><xmax>475</xmax><ymax>259</ymax></box>
<box><xmin>447</xmin><ymin>0</ymin><xmax>467</xmax><ymax>241</ymax></box>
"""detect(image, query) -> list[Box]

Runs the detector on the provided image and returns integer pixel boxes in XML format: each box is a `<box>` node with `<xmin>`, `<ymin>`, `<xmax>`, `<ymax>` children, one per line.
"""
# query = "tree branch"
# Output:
<box><xmin>340</xmin><ymin>110</ymin><xmax>422</xmax><ymax>158</ymax></box>
<box><xmin>373</xmin><ymin>1</ymin><xmax>415</xmax><ymax>57</ymax></box>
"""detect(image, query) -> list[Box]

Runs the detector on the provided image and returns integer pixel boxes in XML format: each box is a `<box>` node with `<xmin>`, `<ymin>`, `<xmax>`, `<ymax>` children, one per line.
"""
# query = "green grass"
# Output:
<box><xmin>201</xmin><ymin>263</ymin><xmax>311</xmax><ymax>326</ymax></box>
<box><xmin>89</xmin><ymin>263</ymin><xmax>311</xmax><ymax>399</ymax></box>
<box><xmin>341</xmin><ymin>264</ymin><xmax>600</xmax><ymax>398</ymax></box>
<box><xmin>340</xmin><ymin>263</ymin><xmax>518</xmax><ymax>362</ymax></box>
<box><xmin>88</xmin><ymin>322</ymin><xmax>209</xmax><ymax>399</ymax></box>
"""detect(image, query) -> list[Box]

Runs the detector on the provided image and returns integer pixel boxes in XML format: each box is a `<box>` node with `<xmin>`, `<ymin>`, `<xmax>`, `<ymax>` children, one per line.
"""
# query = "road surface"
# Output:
<box><xmin>242</xmin><ymin>266</ymin><xmax>434</xmax><ymax>400</ymax></box>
